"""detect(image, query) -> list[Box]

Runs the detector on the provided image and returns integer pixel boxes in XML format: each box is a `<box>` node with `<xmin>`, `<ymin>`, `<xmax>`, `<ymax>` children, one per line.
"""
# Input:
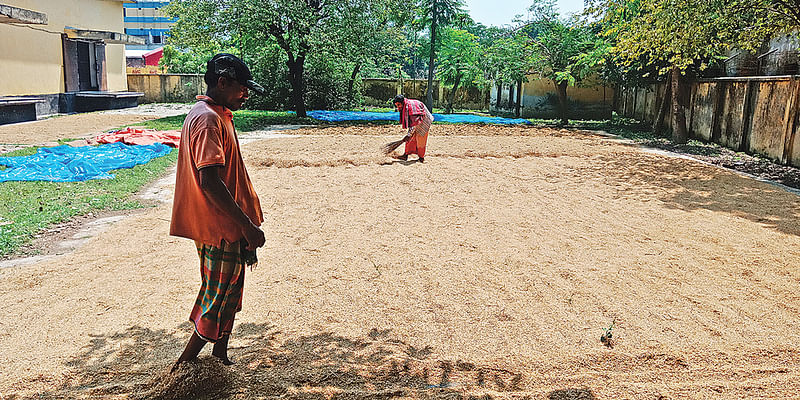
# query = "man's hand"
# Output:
<box><xmin>243</xmin><ymin>223</ymin><xmax>265</xmax><ymax>250</ymax></box>
<box><xmin>199</xmin><ymin>166</ymin><xmax>265</xmax><ymax>250</ymax></box>
<box><xmin>403</xmin><ymin>134</ymin><xmax>412</xmax><ymax>142</ymax></box>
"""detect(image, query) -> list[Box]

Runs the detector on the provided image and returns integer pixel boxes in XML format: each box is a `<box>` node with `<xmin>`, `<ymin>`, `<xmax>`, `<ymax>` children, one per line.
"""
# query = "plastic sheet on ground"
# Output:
<box><xmin>0</xmin><ymin>142</ymin><xmax>173</xmax><ymax>182</ymax></box>
<box><xmin>92</xmin><ymin>127</ymin><xmax>181</xmax><ymax>147</ymax></box>
<box><xmin>306</xmin><ymin>110</ymin><xmax>531</xmax><ymax>124</ymax></box>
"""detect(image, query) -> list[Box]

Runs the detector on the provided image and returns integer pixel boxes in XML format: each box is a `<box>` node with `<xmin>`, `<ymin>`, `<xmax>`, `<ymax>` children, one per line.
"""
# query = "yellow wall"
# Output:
<box><xmin>523</xmin><ymin>73</ymin><xmax>614</xmax><ymax>103</ymax></box>
<box><xmin>0</xmin><ymin>0</ymin><xmax>128</xmax><ymax>95</ymax></box>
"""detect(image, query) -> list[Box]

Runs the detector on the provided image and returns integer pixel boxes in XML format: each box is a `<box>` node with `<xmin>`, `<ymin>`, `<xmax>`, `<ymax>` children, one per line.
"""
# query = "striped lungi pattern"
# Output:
<box><xmin>190</xmin><ymin>239</ymin><xmax>245</xmax><ymax>342</ymax></box>
<box><xmin>405</xmin><ymin>110</ymin><xmax>432</xmax><ymax>157</ymax></box>
<box><xmin>412</xmin><ymin>109</ymin><xmax>433</xmax><ymax>138</ymax></box>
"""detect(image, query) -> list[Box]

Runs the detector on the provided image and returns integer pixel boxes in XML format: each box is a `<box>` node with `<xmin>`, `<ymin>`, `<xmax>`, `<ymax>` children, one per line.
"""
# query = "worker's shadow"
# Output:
<box><xmin>12</xmin><ymin>323</ymin><xmax>598</xmax><ymax>399</ymax></box>
<box><xmin>387</xmin><ymin>159</ymin><xmax>424</xmax><ymax>166</ymax></box>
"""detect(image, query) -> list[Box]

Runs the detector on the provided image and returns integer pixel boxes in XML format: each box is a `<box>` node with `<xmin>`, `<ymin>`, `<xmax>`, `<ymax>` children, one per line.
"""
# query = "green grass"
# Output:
<box><xmin>573</xmin><ymin>116</ymin><xmax>657</xmax><ymax>141</ymax></box>
<box><xmin>138</xmin><ymin>110</ymin><xmax>318</xmax><ymax>132</ymax></box>
<box><xmin>57</xmin><ymin>138</ymin><xmax>83</xmax><ymax>145</ymax></box>
<box><xmin>0</xmin><ymin>149</ymin><xmax>178</xmax><ymax>258</ymax></box>
<box><xmin>138</xmin><ymin>114</ymin><xmax>187</xmax><ymax>131</ymax></box>
<box><xmin>233</xmin><ymin>110</ymin><xmax>318</xmax><ymax>130</ymax></box>
<box><xmin>361</xmin><ymin>106</ymin><xmax>397</xmax><ymax>113</ymax></box>
<box><xmin>1</xmin><ymin>147</ymin><xmax>39</xmax><ymax>158</ymax></box>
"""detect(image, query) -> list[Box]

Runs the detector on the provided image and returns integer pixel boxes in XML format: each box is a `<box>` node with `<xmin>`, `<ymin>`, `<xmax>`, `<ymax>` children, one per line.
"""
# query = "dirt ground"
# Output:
<box><xmin>0</xmin><ymin>103</ymin><xmax>193</xmax><ymax>147</ymax></box>
<box><xmin>2</xmin><ymin>123</ymin><xmax>800</xmax><ymax>399</ymax></box>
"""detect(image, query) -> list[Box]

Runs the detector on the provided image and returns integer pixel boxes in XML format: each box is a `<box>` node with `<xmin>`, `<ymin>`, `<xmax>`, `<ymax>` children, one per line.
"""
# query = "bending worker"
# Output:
<box><xmin>393</xmin><ymin>94</ymin><xmax>433</xmax><ymax>162</ymax></box>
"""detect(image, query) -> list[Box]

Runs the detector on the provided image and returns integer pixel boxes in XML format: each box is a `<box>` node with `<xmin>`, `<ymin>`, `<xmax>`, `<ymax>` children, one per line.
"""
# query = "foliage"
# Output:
<box><xmin>416</xmin><ymin>0</ymin><xmax>468</xmax><ymax>109</ymax></box>
<box><xmin>586</xmin><ymin>0</ymin><xmax>776</xmax><ymax>76</ymax></box>
<box><xmin>155</xmin><ymin>0</ymin><xmax>795</xmax><ymax>115</ymax></box>
<box><xmin>521</xmin><ymin>1</ymin><xmax>597</xmax><ymax>86</ymax></box>
<box><xmin>438</xmin><ymin>29</ymin><xmax>480</xmax><ymax>79</ymax></box>
<box><xmin>317</xmin><ymin>0</ymin><xmax>409</xmax><ymax>106</ymax></box>
<box><xmin>507</xmin><ymin>0</ymin><xmax>602</xmax><ymax>123</ymax></box>
<box><xmin>163</xmin><ymin>0</ymin><xmax>406</xmax><ymax>114</ymax></box>
<box><xmin>437</xmin><ymin>28</ymin><xmax>482</xmax><ymax>111</ymax></box>
<box><xmin>767</xmin><ymin>0</ymin><xmax>800</xmax><ymax>30</ymax></box>
<box><xmin>585</xmin><ymin>0</ymin><xmax>783</xmax><ymax>142</ymax></box>
<box><xmin>161</xmin><ymin>45</ymin><xmax>220</xmax><ymax>74</ymax></box>
<box><xmin>482</xmin><ymin>32</ymin><xmax>531</xmax><ymax>87</ymax></box>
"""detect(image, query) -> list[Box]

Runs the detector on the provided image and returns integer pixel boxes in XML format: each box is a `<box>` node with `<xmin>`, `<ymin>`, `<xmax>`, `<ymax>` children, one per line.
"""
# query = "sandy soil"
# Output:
<box><xmin>1</xmin><ymin>126</ymin><xmax>800</xmax><ymax>399</ymax></box>
<box><xmin>293</xmin><ymin>123</ymin><xmax>584</xmax><ymax>137</ymax></box>
<box><xmin>0</xmin><ymin>114</ymin><xmax>154</xmax><ymax>146</ymax></box>
<box><xmin>0</xmin><ymin>103</ymin><xmax>193</xmax><ymax>147</ymax></box>
<box><xmin>97</xmin><ymin>103</ymin><xmax>194</xmax><ymax>117</ymax></box>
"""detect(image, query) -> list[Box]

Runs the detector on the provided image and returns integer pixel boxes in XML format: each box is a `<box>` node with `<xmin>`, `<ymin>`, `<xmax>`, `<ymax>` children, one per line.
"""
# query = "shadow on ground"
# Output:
<box><xmin>11</xmin><ymin>322</ymin><xmax>596</xmax><ymax>400</ymax></box>
<box><xmin>589</xmin><ymin>152</ymin><xmax>800</xmax><ymax>237</ymax></box>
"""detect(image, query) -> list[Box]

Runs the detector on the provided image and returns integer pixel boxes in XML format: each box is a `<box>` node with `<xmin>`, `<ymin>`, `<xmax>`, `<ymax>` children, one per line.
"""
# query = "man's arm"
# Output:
<box><xmin>198</xmin><ymin>165</ymin><xmax>265</xmax><ymax>250</ymax></box>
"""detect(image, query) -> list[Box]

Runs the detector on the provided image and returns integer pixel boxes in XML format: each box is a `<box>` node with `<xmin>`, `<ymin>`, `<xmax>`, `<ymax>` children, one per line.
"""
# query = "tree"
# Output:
<box><xmin>588</xmin><ymin>0</ymin><xmax>777</xmax><ymax>143</ymax></box>
<box><xmin>771</xmin><ymin>0</ymin><xmax>800</xmax><ymax>27</ymax></box>
<box><xmin>314</xmin><ymin>0</ymin><xmax>409</xmax><ymax>106</ymax></box>
<box><xmin>482</xmin><ymin>33</ymin><xmax>531</xmax><ymax>116</ymax></box>
<box><xmin>521</xmin><ymin>0</ymin><xmax>598</xmax><ymax>124</ymax></box>
<box><xmin>164</xmin><ymin>0</ymin><xmax>405</xmax><ymax>115</ymax></box>
<box><xmin>437</xmin><ymin>28</ymin><xmax>481</xmax><ymax>112</ymax></box>
<box><xmin>161</xmin><ymin>45</ymin><xmax>225</xmax><ymax>74</ymax></box>
<box><xmin>251</xmin><ymin>0</ymin><xmax>331</xmax><ymax>117</ymax></box>
<box><xmin>163</xmin><ymin>0</ymin><xmax>322</xmax><ymax>116</ymax></box>
<box><xmin>417</xmin><ymin>0</ymin><xmax>467</xmax><ymax>111</ymax></box>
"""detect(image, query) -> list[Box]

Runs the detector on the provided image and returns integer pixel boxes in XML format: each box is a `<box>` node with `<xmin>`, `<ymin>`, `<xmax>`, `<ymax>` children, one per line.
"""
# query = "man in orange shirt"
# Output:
<box><xmin>170</xmin><ymin>53</ymin><xmax>266</xmax><ymax>371</ymax></box>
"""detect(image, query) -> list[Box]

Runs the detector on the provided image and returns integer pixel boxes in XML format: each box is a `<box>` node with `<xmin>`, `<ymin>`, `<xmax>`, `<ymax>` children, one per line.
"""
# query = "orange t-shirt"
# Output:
<box><xmin>170</xmin><ymin>96</ymin><xmax>263</xmax><ymax>246</ymax></box>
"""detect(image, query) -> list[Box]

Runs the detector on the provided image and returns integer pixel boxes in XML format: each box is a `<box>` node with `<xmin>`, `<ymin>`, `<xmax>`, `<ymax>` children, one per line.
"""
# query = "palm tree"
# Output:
<box><xmin>417</xmin><ymin>0</ymin><xmax>466</xmax><ymax>111</ymax></box>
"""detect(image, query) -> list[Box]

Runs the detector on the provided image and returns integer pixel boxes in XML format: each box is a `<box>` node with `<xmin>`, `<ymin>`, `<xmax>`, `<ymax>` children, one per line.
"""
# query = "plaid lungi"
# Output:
<box><xmin>190</xmin><ymin>240</ymin><xmax>246</xmax><ymax>342</ymax></box>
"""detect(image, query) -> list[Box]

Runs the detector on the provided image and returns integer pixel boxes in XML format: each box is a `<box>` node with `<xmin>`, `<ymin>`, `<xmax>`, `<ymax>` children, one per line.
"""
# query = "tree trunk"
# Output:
<box><xmin>348</xmin><ymin>63</ymin><xmax>361</xmax><ymax>104</ymax></box>
<box><xmin>515</xmin><ymin>79</ymin><xmax>523</xmax><ymax>117</ymax></box>
<box><xmin>412</xmin><ymin>32</ymin><xmax>418</xmax><ymax>80</ymax></box>
<box><xmin>653</xmin><ymin>74</ymin><xmax>672</xmax><ymax>135</ymax></box>
<box><xmin>446</xmin><ymin>73</ymin><xmax>462</xmax><ymax>113</ymax></box>
<box><xmin>496</xmin><ymin>82</ymin><xmax>502</xmax><ymax>109</ymax></box>
<box><xmin>508</xmin><ymin>83</ymin><xmax>514</xmax><ymax>110</ymax></box>
<box><xmin>426</xmin><ymin>2</ymin><xmax>437</xmax><ymax>112</ymax></box>
<box><xmin>670</xmin><ymin>64</ymin><xmax>688</xmax><ymax>144</ymax></box>
<box><xmin>287</xmin><ymin>56</ymin><xmax>306</xmax><ymax>118</ymax></box>
<box><xmin>554</xmin><ymin>80</ymin><xmax>569</xmax><ymax>125</ymax></box>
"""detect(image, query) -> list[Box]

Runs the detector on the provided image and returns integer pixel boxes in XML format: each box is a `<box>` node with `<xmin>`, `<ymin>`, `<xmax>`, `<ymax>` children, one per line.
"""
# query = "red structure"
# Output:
<box><xmin>143</xmin><ymin>47</ymin><xmax>163</xmax><ymax>66</ymax></box>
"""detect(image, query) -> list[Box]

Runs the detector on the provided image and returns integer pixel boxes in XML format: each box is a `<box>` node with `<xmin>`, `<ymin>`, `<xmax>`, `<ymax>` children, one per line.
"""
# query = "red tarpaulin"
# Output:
<box><xmin>92</xmin><ymin>127</ymin><xmax>181</xmax><ymax>147</ymax></box>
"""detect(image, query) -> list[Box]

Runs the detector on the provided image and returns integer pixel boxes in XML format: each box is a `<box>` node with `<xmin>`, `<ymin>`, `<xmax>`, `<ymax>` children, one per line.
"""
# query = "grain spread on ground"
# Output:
<box><xmin>1</xmin><ymin>125</ymin><xmax>799</xmax><ymax>399</ymax></box>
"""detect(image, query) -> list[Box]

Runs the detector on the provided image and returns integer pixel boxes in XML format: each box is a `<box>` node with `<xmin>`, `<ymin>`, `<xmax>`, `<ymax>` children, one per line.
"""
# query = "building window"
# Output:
<box><xmin>152</xmin><ymin>34</ymin><xmax>162</xmax><ymax>44</ymax></box>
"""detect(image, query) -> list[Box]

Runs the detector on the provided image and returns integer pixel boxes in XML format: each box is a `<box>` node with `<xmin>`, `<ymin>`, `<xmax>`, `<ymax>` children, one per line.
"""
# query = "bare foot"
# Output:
<box><xmin>213</xmin><ymin>354</ymin><xmax>235</xmax><ymax>365</ymax></box>
<box><xmin>170</xmin><ymin>360</ymin><xmax>186</xmax><ymax>374</ymax></box>
<box><xmin>170</xmin><ymin>356</ymin><xmax>201</xmax><ymax>373</ymax></box>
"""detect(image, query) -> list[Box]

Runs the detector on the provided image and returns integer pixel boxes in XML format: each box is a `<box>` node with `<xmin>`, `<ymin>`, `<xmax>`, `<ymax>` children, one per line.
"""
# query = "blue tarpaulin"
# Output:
<box><xmin>306</xmin><ymin>110</ymin><xmax>531</xmax><ymax>125</ymax></box>
<box><xmin>0</xmin><ymin>142</ymin><xmax>173</xmax><ymax>182</ymax></box>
